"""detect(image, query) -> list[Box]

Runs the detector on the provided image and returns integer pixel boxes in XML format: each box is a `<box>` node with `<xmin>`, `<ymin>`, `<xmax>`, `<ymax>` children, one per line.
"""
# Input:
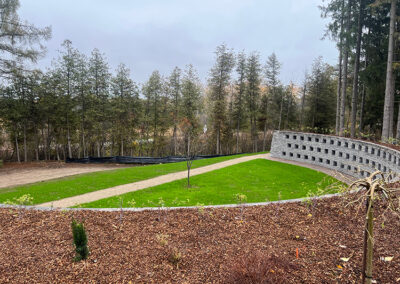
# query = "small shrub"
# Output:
<box><xmin>71</xmin><ymin>219</ymin><xmax>89</xmax><ymax>261</ymax></box>
<box><xmin>127</xmin><ymin>198</ymin><xmax>136</xmax><ymax>207</ymax></box>
<box><xmin>168</xmin><ymin>247</ymin><xmax>182</xmax><ymax>268</ymax></box>
<box><xmin>235</xmin><ymin>193</ymin><xmax>247</xmax><ymax>204</ymax></box>
<box><xmin>196</xmin><ymin>202</ymin><xmax>205</xmax><ymax>215</ymax></box>
<box><xmin>4</xmin><ymin>194</ymin><xmax>34</xmax><ymax>206</ymax></box>
<box><xmin>235</xmin><ymin>193</ymin><xmax>247</xmax><ymax>221</ymax></box>
<box><xmin>156</xmin><ymin>233</ymin><xmax>169</xmax><ymax>246</ymax></box>
<box><xmin>226</xmin><ymin>252</ymin><xmax>298</xmax><ymax>284</ymax></box>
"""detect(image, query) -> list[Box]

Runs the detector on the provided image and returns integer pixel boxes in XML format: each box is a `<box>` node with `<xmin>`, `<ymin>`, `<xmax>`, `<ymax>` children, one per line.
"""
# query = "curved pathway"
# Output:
<box><xmin>0</xmin><ymin>164</ymin><xmax>129</xmax><ymax>189</ymax></box>
<box><xmin>38</xmin><ymin>153</ymin><xmax>353</xmax><ymax>208</ymax></box>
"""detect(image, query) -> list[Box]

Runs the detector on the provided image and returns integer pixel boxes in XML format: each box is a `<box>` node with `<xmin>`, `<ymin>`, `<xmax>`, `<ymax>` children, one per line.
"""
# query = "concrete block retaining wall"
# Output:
<box><xmin>270</xmin><ymin>131</ymin><xmax>400</xmax><ymax>178</ymax></box>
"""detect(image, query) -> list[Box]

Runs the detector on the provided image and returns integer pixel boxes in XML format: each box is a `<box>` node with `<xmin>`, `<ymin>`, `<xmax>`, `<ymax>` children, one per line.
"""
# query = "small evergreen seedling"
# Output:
<box><xmin>71</xmin><ymin>219</ymin><xmax>89</xmax><ymax>261</ymax></box>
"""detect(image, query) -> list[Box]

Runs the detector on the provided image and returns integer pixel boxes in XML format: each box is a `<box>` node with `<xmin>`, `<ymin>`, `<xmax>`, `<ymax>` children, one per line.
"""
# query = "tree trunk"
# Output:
<box><xmin>336</xmin><ymin>1</ymin><xmax>345</xmax><ymax>135</ymax></box>
<box><xmin>300</xmin><ymin>77</ymin><xmax>307</xmax><ymax>130</ymax></box>
<box><xmin>42</xmin><ymin>127</ymin><xmax>47</xmax><ymax>161</ymax></box>
<box><xmin>350</xmin><ymin>0</ymin><xmax>365</xmax><ymax>138</ymax></box>
<box><xmin>173</xmin><ymin>125</ymin><xmax>177</xmax><ymax>155</ymax></box>
<box><xmin>362</xmin><ymin>197</ymin><xmax>374</xmax><ymax>284</ymax></box>
<box><xmin>389</xmin><ymin>77</ymin><xmax>395</xmax><ymax>138</ymax></box>
<box><xmin>382</xmin><ymin>0</ymin><xmax>396</xmax><ymax>141</ymax></box>
<box><xmin>216</xmin><ymin>127</ymin><xmax>220</xmax><ymax>155</ymax></box>
<box><xmin>81</xmin><ymin>123</ymin><xmax>86</xmax><ymax>157</ymax></box>
<box><xmin>66</xmin><ymin>114</ymin><xmax>72</xmax><ymax>158</ymax></box>
<box><xmin>339</xmin><ymin>0</ymin><xmax>352</xmax><ymax>136</ymax></box>
<box><xmin>23</xmin><ymin>123</ymin><xmax>27</xmax><ymax>162</ymax></box>
<box><xmin>254</xmin><ymin>119</ymin><xmax>257</xmax><ymax>152</ymax></box>
<box><xmin>396</xmin><ymin>103</ymin><xmax>400</xmax><ymax>139</ymax></box>
<box><xmin>15</xmin><ymin>131</ymin><xmax>20</xmax><ymax>163</ymax></box>
<box><xmin>56</xmin><ymin>139</ymin><xmax>60</xmax><ymax>161</ymax></box>
<box><xmin>359</xmin><ymin>83</ymin><xmax>366</xmax><ymax>133</ymax></box>
<box><xmin>285</xmin><ymin>90</ymin><xmax>291</xmax><ymax>129</ymax></box>
<box><xmin>262</xmin><ymin>119</ymin><xmax>267</xmax><ymax>151</ymax></box>
<box><xmin>236</xmin><ymin>120</ymin><xmax>240</xmax><ymax>154</ymax></box>
<box><xmin>62</xmin><ymin>144</ymin><xmax>66</xmax><ymax>161</ymax></box>
<box><xmin>121</xmin><ymin>137</ymin><xmax>124</xmax><ymax>156</ymax></box>
<box><xmin>34</xmin><ymin>130</ymin><xmax>39</xmax><ymax>161</ymax></box>
<box><xmin>187</xmin><ymin>134</ymin><xmax>191</xmax><ymax>188</ymax></box>
<box><xmin>278</xmin><ymin>94</ymin><xmax>284</xmax><ymax>130</ymax></box>
<box><xmin>110</xmin><ymin>135</ymin><xmax>114</xmax><ymax>156</ymax></box>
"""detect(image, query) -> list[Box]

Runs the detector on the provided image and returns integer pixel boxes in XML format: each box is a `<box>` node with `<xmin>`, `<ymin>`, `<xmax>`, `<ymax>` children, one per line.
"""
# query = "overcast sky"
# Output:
<box><xmin>19</xmin><ymin>0</ymin><xmax>338</xmax><ymax>85</ymax></box>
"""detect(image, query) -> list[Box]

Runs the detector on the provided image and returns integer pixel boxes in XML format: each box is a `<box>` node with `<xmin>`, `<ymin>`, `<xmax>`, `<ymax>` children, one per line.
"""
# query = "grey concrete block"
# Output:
<box><xmin>270</xmin><ymin>131</ymin><xmax>400</xmax><ymax>178</ymax></box>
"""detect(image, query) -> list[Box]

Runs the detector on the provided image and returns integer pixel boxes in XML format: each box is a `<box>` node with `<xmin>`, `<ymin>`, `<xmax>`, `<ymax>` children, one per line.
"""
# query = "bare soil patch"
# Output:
<box><xmin>0</xmin><ymin>162</ymin><xmax>132</xmax><ymax>188</ymax></box>
<box><xmin>0</xmin><ymin>197</ymin><xmax>399</xmax><ymax>283</ymax></box>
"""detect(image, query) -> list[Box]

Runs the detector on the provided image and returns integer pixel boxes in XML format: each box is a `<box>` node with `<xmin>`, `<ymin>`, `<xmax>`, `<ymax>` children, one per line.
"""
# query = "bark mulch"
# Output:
<box><xmin>0</xmin><ymin>197</ymin><xmax>399</xmax><ymax>283</ymax></box>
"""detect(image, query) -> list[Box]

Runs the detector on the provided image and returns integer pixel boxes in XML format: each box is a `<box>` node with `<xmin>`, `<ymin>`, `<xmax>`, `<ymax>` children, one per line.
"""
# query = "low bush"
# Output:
<box><xmin>168</xmin><ymin>247</ymin><xmax>182</xmax><ymax>268</ymax></box>
<box><xmin>225</xmin><ymin>252</ymin><xmax>298</xmax><ymax>284</ymax></box>
<box><xmin>71</xmin><ymin>219</ymin><xmax>89</xmax><ymax>261</ymax></box>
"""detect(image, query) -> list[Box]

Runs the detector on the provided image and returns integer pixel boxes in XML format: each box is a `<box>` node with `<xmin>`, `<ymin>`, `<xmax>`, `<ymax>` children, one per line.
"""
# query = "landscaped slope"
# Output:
<box><xmin>79</xmin><ymin>159</ymin><xmax>340</xmax><ymax>208</ymax></box>
<box><xmin>0</xmin><ymin>153</ymin><xmax>261</xmax><ymax>205</ymax></box>
<box><xmin>0</xmin><ymin>197</ymin><xmax>398</xmax><ymax>282</ymax></box>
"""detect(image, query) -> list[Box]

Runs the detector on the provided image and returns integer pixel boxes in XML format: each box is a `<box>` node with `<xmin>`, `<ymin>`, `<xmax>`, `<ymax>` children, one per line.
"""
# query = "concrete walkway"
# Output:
<box><xmin>38</xmin><ymin>153</ymin><xmax>353</xmax><ymax>208</ymax></box>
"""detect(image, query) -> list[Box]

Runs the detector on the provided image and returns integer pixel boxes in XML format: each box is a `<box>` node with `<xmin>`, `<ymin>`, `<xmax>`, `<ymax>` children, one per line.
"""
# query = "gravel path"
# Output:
<box><xmin>0</xmin><ymin>164</ymin><xmax>129</xmax><ymax>189</ymax></box>
<box><xmin>38</xmin><ymin>153</ymin><xmax>353</xmax><ymax>208</ymax></box>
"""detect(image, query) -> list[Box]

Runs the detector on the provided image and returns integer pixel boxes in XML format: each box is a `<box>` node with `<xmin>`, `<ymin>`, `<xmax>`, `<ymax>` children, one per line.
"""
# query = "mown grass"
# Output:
<box><xmin>0</xmin><ymin>153</ymin><xmax>263</xmax><ymax>204</ymax></box>
<box><xmin>79</xmin><ymin>159</ymin><xmax>341</xmax><ymax>208</ymax></box>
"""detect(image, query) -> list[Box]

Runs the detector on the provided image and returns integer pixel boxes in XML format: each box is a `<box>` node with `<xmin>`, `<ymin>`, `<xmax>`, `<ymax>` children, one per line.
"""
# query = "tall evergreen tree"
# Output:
<box><xmin>382</xmin><ymin>0</ymin><xmax>396</xmax><ymax>141</ymax></box>
<box><xmin>54</xmin><ymin>40</ymin><xmax>80</xmax><ymax>158</ymax></box>
<box><xmin>265</xmin><ymin>53</ymin><xmax>282</xmax><ymax>130</ymax></box>
<box><xmin>167</xmin><ymin>67</ymin><xmax>182</xmax><ymax>155</ymax></box>
<box><xmin>339</xmin><ymin>0</ymin><xmax>352</xmax><ymax>136</ymax></box>
<box><xmin>350</xmin><ymin>0</ymin><xmax>365</xmax><ymax>138</ymax></box>
<box><xmin>306</xmin><ymin>57</ymin><xmax>336</xmax><ymax>131</ymax></box>
<box><xmin>233</xmin><ymin>51</ymin><xmax>247</xmax><ymax>153</ymax></box>
<box><xmin>246</xmin><ymin>52</ymin><xmax>262</xmax><ymax>152</ymax></box>
<box><xmin>142</xmin><ymin>70</ymin><xmax>165</xmax><ymax>156</ymax></box>
<box><xmin>111</xmin><ymin>63</ymin><xmax>139</xmax><ymax>156</ymax></box>
<box><xmin>0</xmin><ymin>0</ymin><xmax>51</xmax><ymax>76</ymax></box>
<box><xmin>88</xmin><ymin>48</ymin><xmax>111</xmax><ymax>156</ymax></box>
<box><xmin>208</xmin><ymin>44</ymin><xmax>235</xmax><ymax>154</ymax></box>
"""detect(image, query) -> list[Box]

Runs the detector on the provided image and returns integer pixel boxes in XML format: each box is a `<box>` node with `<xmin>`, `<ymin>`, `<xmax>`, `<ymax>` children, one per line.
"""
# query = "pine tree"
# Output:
<box><xmin>233</xmin><ymin>51</ymin><xmax>247</xmax><ymax>153</ymax></box>
<box><xmin>306</xmin><ymin>57</ymin><xmax>336</xmax><ymax>131</ymax></box>
<box><xmin>142</xmin><ymin>71</ymin><xmax>165</xmax><ymax>156</ymax></box>
<box><xmin>382</xmin><ymin>0</ymin><xmax>396</xmax><ymax>141</ymax></box>
<box><xmin>167</xmin><ymin>67</ymin><xmax>182</xmax><ymax>155</ymax></box>
<box><xmin>111</xmin><ymin>63</ymin><xmax>139</xmax><ymax>156</ymax></box>
<box><xmin>339</xmin><ymin>0</ymin><xmax>352</xmax><ymax>136</ymax></box>
<box><xmin>54</xmin><ymin>40</ymin><xmax>80</xmax><ymax>158</ymax></box>
<box><xmin>265</xmin><ymin>53</ymin><xmax>282</xmax><ymax>130</ymax></box>
<box><xmin>88</xmin><ymin>48</ymin><xmax>111</xmax><ymax>156</ymax></box>
<box><xmin>0</xmin><ymin>0</ymin><xmax>51</xmax><ymax>76</ymax></box>
<box><xmin>350</xmin><ymin>0</ymin><xmax>365</xmax><ymax>138</ymax></box>
<box><xmin>208</xmin><ymin>44</ymin><xmax>235</xmax><ymax>154</ymax></box>
<box><xmin>246</xmin><ymin>52</ymin><xmax>262</xmax><ymax>152</ymax></box>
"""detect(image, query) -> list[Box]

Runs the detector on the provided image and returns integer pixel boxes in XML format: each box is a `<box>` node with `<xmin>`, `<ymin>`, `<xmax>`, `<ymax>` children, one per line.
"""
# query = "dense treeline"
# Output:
<box><xmin>321</xmin><ymin>0</ymin><xmax>400</xmax><ymax>141</ymax></box>
<box><xmin>1</xmin><ymin>0</ymin><xmax>398</xmax><ymax>161</ymax></box>
<box><xmin>0</xmin><ymin>38</ymin><xmax>337</xmax><ymax>161</ymax></box>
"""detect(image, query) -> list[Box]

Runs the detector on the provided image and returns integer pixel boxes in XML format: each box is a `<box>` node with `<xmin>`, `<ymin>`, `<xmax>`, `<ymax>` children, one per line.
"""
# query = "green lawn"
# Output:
<box><xmin>0</xmin><ymin>153</ymin><xmax>263</xmax><ymax>205</ymax></box>
<box><xmin>79</xmin><ymin>159</ymin><xmax>341</xmax><ymax>208</ymax></box>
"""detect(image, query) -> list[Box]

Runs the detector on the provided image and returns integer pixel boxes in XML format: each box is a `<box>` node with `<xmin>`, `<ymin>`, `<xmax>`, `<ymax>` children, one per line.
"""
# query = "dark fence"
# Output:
<box><xmin>66</xmin><ymin>153</ymin><xmax>245</xmax><ymax>165</ymax></box>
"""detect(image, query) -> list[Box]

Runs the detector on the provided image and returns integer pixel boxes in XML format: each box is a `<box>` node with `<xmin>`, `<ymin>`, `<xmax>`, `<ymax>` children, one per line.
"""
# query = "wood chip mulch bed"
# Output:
<box><xmin>0</xmin><ymin>197</ymin><xmax>399</xmax><ymax>283</ymax></box>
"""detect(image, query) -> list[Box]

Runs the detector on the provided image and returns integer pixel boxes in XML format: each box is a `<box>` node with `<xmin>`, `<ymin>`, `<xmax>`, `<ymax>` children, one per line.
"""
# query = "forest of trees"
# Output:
<box><xmin>321</xmin><ymin>0</ymin><xmax>400</xmax><ymax>141</ymax></box>
<box><xmin>0</xmin><ymin>0</ymin><xmax>399</xmax><ymax>162</ymax></box>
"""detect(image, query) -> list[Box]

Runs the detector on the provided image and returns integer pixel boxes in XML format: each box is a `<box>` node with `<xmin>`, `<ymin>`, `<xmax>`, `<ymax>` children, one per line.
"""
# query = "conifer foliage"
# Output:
<box><xmin>71</xmin><ymin>219</ymin><xmax>89</xmax><ymax>261</ymax></box>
